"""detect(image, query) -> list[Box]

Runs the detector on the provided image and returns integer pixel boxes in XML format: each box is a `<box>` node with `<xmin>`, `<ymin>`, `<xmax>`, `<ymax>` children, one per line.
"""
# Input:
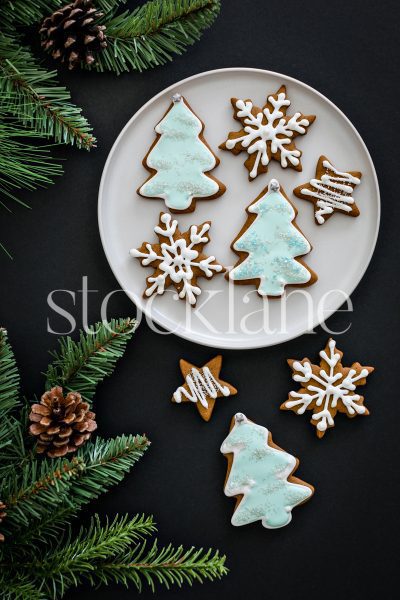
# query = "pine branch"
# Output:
<box><xmin>0</xmin><ymin>1</ymin><xmax>62</xmax><ymax>29</ymax></box>
<box><xmin>0</xmin><ymin>116</ymin><xmax>63</xmax><ymax>207</ymax></box>
<box><xmin>45</xmin><ymin>317</ymin><xmax>137</xmax><ymax>403</ymax></box>
<box><xmin>0</xmin><ymin>525</ymin><xmax>227</xmax><ymax>598</ymax></box>
<box><xmin>0</xmin><ymin>327</ymin><xmax>20</xmax><ymax>416</ymax></box>
<box><xmin>1</xmin><ymin>434</ymin><xmax>149</xmax><ymax>542</ymax></box>
<box><xmin>93</xmin><ymin>0</ymin><xmax>221</xmax><ymax>74</ymax></box>
<box><xmin>0</xmin><ymin>32</ymin><xmax>95</xmax><ymax>149</ymax></box>
<box><xmin>92</xmin><ymin>541</ymin><xmax>228</xmax><ymax>591</ymax></box>
<box><xmin>26</xmin><ymin>514</ymin><xmax>157</xmax><ymax>597</ymax></box>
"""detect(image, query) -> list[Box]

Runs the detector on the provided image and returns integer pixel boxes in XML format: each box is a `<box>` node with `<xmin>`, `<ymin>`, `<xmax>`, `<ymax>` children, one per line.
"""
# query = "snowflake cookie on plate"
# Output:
<box><xmin>129</xmin><ymin>213</ymin><xmax>225</xmax><ymax>306</ymax></box>
<box><xmin>221</xmin><ymin>413</ymin><xmax>314</xmax><ymax>529</ymax></box>
<box><xmin>281</xmin><ymin>339</ymin><xmax>374</xmax><ymax>438</ymax></box>
<box><xmin>220</xmin><ymin>85</ymin><xmax>315</xmax><ymax>180</ymax></box>
<box><xmin>293</xmin><ymin>155</ymin><xmax>362</xmax><ymax>225</ymax></box>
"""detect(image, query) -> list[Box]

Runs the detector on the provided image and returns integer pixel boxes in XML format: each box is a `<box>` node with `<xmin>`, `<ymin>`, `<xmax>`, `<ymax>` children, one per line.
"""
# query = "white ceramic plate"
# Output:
<box><xmin>98</xmin><ymin>68</ymin><xmax>380</xmax><ymax>349</ymax></box>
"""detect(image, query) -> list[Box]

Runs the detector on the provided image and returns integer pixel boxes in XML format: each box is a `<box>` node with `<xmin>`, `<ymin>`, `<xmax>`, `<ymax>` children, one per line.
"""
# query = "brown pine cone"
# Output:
<box><xmin>0</xmin><ymin>502</ymin><xmax>6</xmax><ymax>542</ymax></box>
<box><xmin>29</xmin><ymin>386</ymin><xmax>97</xmax><ymax>458</ymax></box>
<box><xmin>40</xmin><ymin>0</ymin><xmax>107</xmax><ymax>70</ymax></box>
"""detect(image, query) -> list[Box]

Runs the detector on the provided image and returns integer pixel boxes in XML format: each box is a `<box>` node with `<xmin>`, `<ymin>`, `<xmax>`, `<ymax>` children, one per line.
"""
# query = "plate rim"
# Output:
<box><xmin>98</xmin><ymin>67</ymin><xmax>381</xmax><ymax>350</ymax></box>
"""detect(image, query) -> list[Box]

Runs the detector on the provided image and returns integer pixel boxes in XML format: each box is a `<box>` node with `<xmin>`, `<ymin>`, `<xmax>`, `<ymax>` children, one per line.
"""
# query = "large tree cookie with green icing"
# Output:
<box><xmin>221</xmin><ymin>413</ymin><xmax>314</xmax><ymax>529</ymax></box>
<box><xmin>220</xmin><ymin>85</ymin><xmax>315</xmax><ymax>180</ymax></box>
<box><xmin>172</xmin><ymin>355</ymin><xmax>237</xmax><ymax>422</ymax></box>
<box><xmin>281</xmin><ymin>338</ymin><xmax>374</xmax><ymax>438</ymax></box>
<box><xmin>129</xmin><ymin>212</ymin><xmax>225</xmax><ymax>307</ymax></box>
<box><xmin>227</xmin><ymin>178</ymin><xmax>317</xmax><ymax>297</ymax></box>
<box><xmin>138</xmin><ymin>93</ymin><xmax>226</xmax><ymax>213</ymax></box>
<box><xmin>293</xmin><ymin>155</ymin><xmax>362</xmax><ymax>225</ymax></box>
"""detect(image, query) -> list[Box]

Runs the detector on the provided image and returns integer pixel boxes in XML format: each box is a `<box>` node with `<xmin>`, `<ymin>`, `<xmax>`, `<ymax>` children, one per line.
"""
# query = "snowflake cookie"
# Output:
<box><xmin>138</xmin><ymin>93</ymin><xmax>226</xmax><ymax>213</ymax></box>
<box><xmin>172</xmin><ymin>355</ymin><xmax>237</xmax><ymax>421</ymax></box>
<box><xmin>281</xmin><ymin>339</ymin><xmax>374</xmax><ymax>438</ymax></box>
<box><xmin>228</xmin><ymin>179</ymin><xmax>317</xmax><ymax>297</ymax></box>
<box><xmin>220</xmin><ymin>85</ymin><xmax>315</xmax><ymax>180</ymax></box>
<box><xmin>129</xmin><ymin>213</ymin><xmax>225</xmax><ymax>306</ymax></box>
<box><xmin>221</xmin><ymin>413</ymin><xmax>314</xmax><ymax>529</ymax></box>
<box><xmin>293</xmin><ymin>156</ymin><xmax>362</xmax><ymax>225</ymax></box>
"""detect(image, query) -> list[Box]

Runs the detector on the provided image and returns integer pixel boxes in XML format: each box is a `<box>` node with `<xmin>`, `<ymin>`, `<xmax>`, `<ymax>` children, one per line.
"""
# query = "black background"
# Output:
<box><xmin>1</xmin><ymin>0</ymin><xmax>399</xmax><ymax>598</ymax></box>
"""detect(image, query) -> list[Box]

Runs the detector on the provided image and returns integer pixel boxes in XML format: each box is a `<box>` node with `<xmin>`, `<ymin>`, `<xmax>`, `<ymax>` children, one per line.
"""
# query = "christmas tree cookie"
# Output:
<box><xmin>228</xmin><ymin>179</ymin><xmax>317</xmax><ymax>297</ymax></box>
<box><xmin>220</xmin><ymin>85</ymin><xmax>315</xmax><ymax>180</ymax></box>
<box><xmin>129</xmin><ymin>213</ymin><xmax>225</xmax><ymax>306</ymax></box>
<box><xmin>138</xmin><ymin>93</ymin><xmax>226</xmax><ymax>213</ymax></box>
<box><xmin>172</xmin><ymin>355</ymin><xmax>237</xmax><ymax>421</ymax></box>
<box><xmin>221</xmin><ymin>413</ymin><xmax>314</xmax><ymax>529</ymax></box>
<box><xmin>293</xmin><ymin>156</ymin><xmax>362</xmax><ymax>225</ymax></box>
<box><xmin>281</xmin><ymin>338</ymin><xmax>374</xmax><ymax>438</ymax></box>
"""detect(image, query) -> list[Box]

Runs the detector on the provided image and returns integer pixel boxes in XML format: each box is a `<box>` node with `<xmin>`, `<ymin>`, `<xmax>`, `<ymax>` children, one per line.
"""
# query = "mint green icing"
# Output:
<box><xmin>140</xmin><ymin>99</ymin><xmax>219</xmax><ymax>211</ymax></box>
<box><xmin>221</xmin><ymin>415</ymin><xmax>312</xmax><ymax>529</ymax></box>
<box><xmin>229</xmin><ymin>181</ymin><xmax>312</xmax><ymax>296</ymax></box>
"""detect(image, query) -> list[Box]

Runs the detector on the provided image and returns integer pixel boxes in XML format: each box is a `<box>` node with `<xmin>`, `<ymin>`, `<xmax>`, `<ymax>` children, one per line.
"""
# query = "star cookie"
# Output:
<box><xmin>280</xmin><ymin>339</ymin><xmax>374</xmax><ymax>438</ymax></box>
<box><xmin>172</xmin><ymin>355</ymin><xmax>237</xmax><ymax>421</ymax></box>
<box><xmin>293</xmin><ymin>156</ymin><xmax>362</xmax><ymax>225</ymax></box>
<box><xmin>220</xmin><ymin>85</ymin><xmax>315</xmax><ymax>180</ymax></box>
<box><xmin>130</xmin><ymin>213</ymin><xmax>225</xmax><ymax>306</ymax></box>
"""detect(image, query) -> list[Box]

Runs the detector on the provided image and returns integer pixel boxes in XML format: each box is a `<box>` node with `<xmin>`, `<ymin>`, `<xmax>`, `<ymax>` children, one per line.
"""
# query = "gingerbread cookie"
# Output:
<box><xmin>221</xmin><ymin>413</ymin><xmax>314</xmax><ymax>529</ymax></box>
<box><xmin>281</xmin><ymin>338</ymin><xmax>374</xmax><ymax>438</ymax></box>
<box><xmin>228</xmin><ymin>179</ymin><xmax>317</xmax><ymax>297</ymax></box>
<box><xmin>293</xmin><ymin>156</ymin><xmax>362</xmax><ymax>224</ymax></box>
<box><xmin>172</xmin><ymin>355</ymin><xmax>237</xmax><ymax>421</ymax></box>
<box><xmin>138</xmin><ymin>93</ymin><xmax>226</xmax><ymax>213</ymax></box>
<box><xmin>129</xmin><ymin>213</ymin><xmax>225</xmax><ymax>306</ymax></box>
<box><xmin>220</xmin><ymin>85</ymin><xmax>315</xmax><ymax>180</ymax></box>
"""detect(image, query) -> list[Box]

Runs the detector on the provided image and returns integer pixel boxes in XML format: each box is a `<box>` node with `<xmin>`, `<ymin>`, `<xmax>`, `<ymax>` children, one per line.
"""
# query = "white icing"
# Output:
<box><xmin>173</xmin><ymin>366</ymin><xmax>231</xmax><ymax>409</ymax></box>
<box><xmin>130</xmin><ymin>213</ymin><xmax>223</xmax><ymax>305</ymax></box>
<box><xmin>301</xmin><ymin>160</ymin><xmax>361</xmax><ymax>224</ymax></box>
<box><xmin>285</xmin><ymin>339</ymin><xmax>370</xmax><ymax>433</ymax></box>
<box><xmin>225</xmin><ymin>91</ymin><xmax>311</xmax><ymax>178</ymax></box>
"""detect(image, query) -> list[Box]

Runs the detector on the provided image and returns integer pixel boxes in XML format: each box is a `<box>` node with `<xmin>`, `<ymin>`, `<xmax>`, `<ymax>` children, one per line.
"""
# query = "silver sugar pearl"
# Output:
<box><xmin>235</xmin><ymin>412</ymin><xmax>246</xmax><ymax>423</ymax></box>
<box><xmin>269</xmin><ymin>179</ymin><xmax>280</xmax><ymax>192</ymax></box>
<box><xmin>172</xmin><ymin>93</ymin><xmax>182</xmax><ymax>103</ymax></box>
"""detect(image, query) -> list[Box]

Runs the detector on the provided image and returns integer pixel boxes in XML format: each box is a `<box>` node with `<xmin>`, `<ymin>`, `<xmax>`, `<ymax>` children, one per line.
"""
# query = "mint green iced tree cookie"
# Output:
<box><xmin>221</xmin><ymin>413</ymin><xmax>314</xmax><ymax>529</ymax></box>
<box><xmin>228</xmin><ymin>179</ymin><xmax>317</xmax><ymax>297</ymax></box>
<box><xmin>138</xmin><ymin>94</ymin><xmax>225</xmax><ymax>213</ymax></box>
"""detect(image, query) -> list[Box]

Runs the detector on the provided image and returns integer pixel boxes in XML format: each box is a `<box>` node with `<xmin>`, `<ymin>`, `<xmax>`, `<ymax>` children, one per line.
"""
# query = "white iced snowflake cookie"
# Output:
<box><xmin>220</xmin><ymin>85</ymin><xmax>315</xmax><ymax>180</ymax></box>
<box><xmin>129</xmin><ymin>213</ymin><xmax>225</xmax><ymax>306</ymax></box>
<box><xmin>281</xmin><ymin>338</ymin><xmax>374</xmax><ymax>438</ymax></box>
<box><xmin>294</xmin><ymin>156</ymin><xmax>362</xmax><ymax>225</ymax></box>
<box><xmin>138</xmin><ymin>93</ymin><xmax>226</xmax><ymax>213</ymax></box>
<box><xmin>221</xmin><ymin>413</ymin><xmax>314</xmax><ymax>529</ymax></box>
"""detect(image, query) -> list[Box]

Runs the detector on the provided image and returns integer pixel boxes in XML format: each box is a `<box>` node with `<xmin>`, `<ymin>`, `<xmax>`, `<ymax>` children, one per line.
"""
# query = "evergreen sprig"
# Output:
<box><xmin>0</xmin><ymin>33</ymin><xmax>95</xmax><ymax>149</ymax></box>
<box><xmin>0</xmin><ymin>320</ymin><xmax>228</xmax><ymax>597</ymax></box>
<box><xmin>0</xmin><ymin>328</ymin><xmax>20</xmax><ymax>416</ymax></box>
<box><xmin>45</xmin><ymin>317</ymin><xmax>137</xmax><ymax>402</ymax></box>
<box><xmin>94</xmin><ymin>0</ymin><xmax>221</xmax><ymax>74</ymax></box>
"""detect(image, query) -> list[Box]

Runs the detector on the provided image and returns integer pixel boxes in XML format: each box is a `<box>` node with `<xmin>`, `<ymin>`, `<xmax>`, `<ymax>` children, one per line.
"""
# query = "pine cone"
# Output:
<box><xmin>29</xmin><ymin>386</ymin><xmax>97</xmax><ymax>458</ymax></box>
<box><xmin>40</xmin><ymin>0</ymin><xmax>107</xmax><ymax>70</ymax></box>
<box><xmin>0</xmin><ymin>502</ymin><xmax>6</xmax><ymax>542</ymax></box>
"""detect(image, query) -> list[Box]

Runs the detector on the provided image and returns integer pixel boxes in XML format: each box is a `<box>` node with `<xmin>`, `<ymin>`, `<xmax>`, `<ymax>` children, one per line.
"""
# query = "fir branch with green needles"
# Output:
<box><xmin>93</xmin><ymin>0</ymin><xmax>221</xmax><ymax>75</ymax></box>
<box><xmin>0</xmin><ymin>321</ymin><xmax>228</xmax><ymax>598</ymax></box>
<box><xmin>45</xmin><ymin>317</ymin><xmax>137</xmax><ymax>402</ymax></box>
<box><xmin>0</xmin><ymin>33</ymin><xmax>96</xmax><ymax>149</ymax></box>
